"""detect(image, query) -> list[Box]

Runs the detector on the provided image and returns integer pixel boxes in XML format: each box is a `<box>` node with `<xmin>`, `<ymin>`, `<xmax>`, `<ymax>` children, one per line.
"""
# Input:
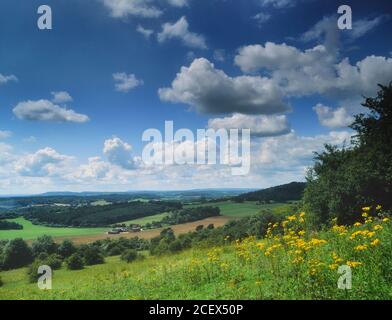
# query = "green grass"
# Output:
<box><xmin>0</xmin><ymin>217</ymin><xmax>105</xmax><ymax>241</ymax></box>
<box><xmin>1</xmin><ymin>216</ymin><xmax>391</xmax><ymax>300</ymax></box>
<box><xmin>114</xmin><ymin>212</ymin><xmax>170</xmax><ymax>226</ymax></box>
<box><xmin>186</xmin><ymin>201</ymin><xmax>290</xmax><ymax>218</ymax></box>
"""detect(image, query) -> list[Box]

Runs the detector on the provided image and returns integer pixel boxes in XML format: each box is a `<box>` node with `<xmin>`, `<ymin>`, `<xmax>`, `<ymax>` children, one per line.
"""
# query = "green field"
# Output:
<box><xmin>114</xmin><ymin>212</ymin><xmax>170</xmax><ymax>226</ymax></box>
<box><xmin>186</xmin><ymin>201</ymin><xmax>291</xmax><ymax>218</ymax></box>
<box><xmin>0</xmin><ymin>218</ymin><xmax>106</xmax><ymax>241</ymax></box>
<box><xmin>1</xmin><ymin>215</ymin><xmax>391</xmax><ymax>300</ymax></box>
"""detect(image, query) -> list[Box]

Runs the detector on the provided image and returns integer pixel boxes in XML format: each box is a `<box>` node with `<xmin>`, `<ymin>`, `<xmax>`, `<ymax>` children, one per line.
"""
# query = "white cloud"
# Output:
<box><xmin>0</xmin><ymin>143</ymin><xmax>14</xmax><ymax>165</ymax></box>
<box><xmin>51</xmin><ymin>91</ymin><xmax>73</xmax><ymax>104</ymax></box>
<box><xmin>349</xmin><ymin>15</ymin><xmax>388</xmax><ymax>40</ymax></box>
<box><xmin>136</xmin><ymin>24</ymin><xmax>154</xmax><ymax>39</ymax></box>
<box><xmin>167</xmin><ymin>0</ymin><xmax>188</xmax><ymax>7</ymax></box>
<box><xmin>15</xmin><ymin>147</ymin><xmax>73</xmax><ymax>177</ymax></box>
<box><xmin>0</xmin><ymin>130</ymin><xmax>12</xmax><ymax>139</ymax></box>
<box><xmin>75</xmin><ymin>157</ymin><xmax>111</xmax><ymax>180</ymax></box>
<box><xmin>259</xmin><ymin>0</ymin><xmax>296</xmax><ymax>8</ymax></box>
<box><xmin>234</xmin><ymin>42</ymin><xmax>392</xmax><ymax>99</ymax></box>
<box><xmin>253</xmin><ymin>12</ymin><xmax>271</xmax><ymax>26</ymax></box>
<box><xmin>0</xmin><ymin>73</ymin><xmax>17</xmax><ymax>85</ymax></box>
<box><xmin>13</xmin><ymin>99</ymin><xmax>89</xmax><ymax>123</ymax></box>
<box><xmin>157</xmin><ymin>16</ymin><xmax>207</xmax><ymax>49</ymax></box>
<box><xmin>103</xmin><ymin>137</ymin><xmax>136</xmax><ymax>170</ymax></box>
<box><xmin>113</xmin><ymin>72</ymin><xmax>143</xmax><ymax>92</ymax></box>
<box><xmin>23</xmin><ymin>136</ymin><xmax>37</xmax><ymax>143</ymax></box>
<box><xmin>313</xmin><ymin>104</ymin><xmax>354</xmax><ymax>129</ymax></box>
<box><xmin>100</xmin><ymin>0</ymin><xmax>162</xmax><ymax>18</ymax></box>
<box><xmin>208</xmin><ymin>114</ymin><xmax>291</xmax><ymax>137</ymax></box>
<box><xmin>159</xmin><ymin>58</ymin><xmax>290</xmax><ymax>115</ymax></box>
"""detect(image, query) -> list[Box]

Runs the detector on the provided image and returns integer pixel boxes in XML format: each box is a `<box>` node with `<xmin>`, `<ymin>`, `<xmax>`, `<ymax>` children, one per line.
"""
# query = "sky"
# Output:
<box><xmin>0</xmin><ymin>0</ymin><xmax>391</xmax><ymax>194</ymax></box>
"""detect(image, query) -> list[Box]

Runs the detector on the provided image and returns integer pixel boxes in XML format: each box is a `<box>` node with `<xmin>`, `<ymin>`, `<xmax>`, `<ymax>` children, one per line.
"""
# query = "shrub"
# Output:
<box><xmin>1</xmin><ymin>238</ymin><xmax>33</xmax><ymax>270</ymax></box>
<box><xmin>45</xmin><ymin>254</ymin><xmax>63</xmax><ymax>270</ymax></box>
<box><xmin>31</xmin><ymin>235</ymin><xmax>57</xmax><ymax>258</ymax></box>
<box><xmin>66</xmin><ymin>253</ymin><xmax>84</xmax><ymax>270</ymax></box>
<box><xmin>57</xmin><ymin>240</ymin><xmax>76</xmax><ymax>259</ymax></box>
<box><xmin>121</xmin><ymin>249</ymin><xmax>138</xmax><ymax>263</ymax></box>
<box><xmin>79</xmin><ymin>245</ymin><xmax>105</xmax><ymax>266</ymax></box>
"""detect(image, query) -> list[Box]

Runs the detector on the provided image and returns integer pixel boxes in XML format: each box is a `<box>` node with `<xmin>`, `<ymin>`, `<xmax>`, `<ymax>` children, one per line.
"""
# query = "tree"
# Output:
<box><xmin>79</xmin><ymin>245</ymin><xmax>104</xmax><ymax>266</ymax></box>
<box><xmin>304</xmin><ymin>83</ymin><xmax>392</xmax><ymax>225</ymax></box>
<box><xmin>2</xmin><ymin>238</ymin><xmax>33</xmax><ymax>270</ymax></box>
<box><xmin>31</xmin><ymin>235</ymin><xmax>57</xmax><ymax>258</ymax></box>
<box><xmin>57</xmin><ymin>240</ymin><xmax>76</xmax><ymax>259</ymax></box>
<box><xmin>66</xmin><ymin>253</ymin><xmax>84</xmax><ymax>270</ymax></box>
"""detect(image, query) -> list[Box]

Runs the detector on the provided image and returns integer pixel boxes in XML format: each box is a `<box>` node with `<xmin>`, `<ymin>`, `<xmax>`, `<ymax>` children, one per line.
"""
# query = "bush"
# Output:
<box><xmin>57</xmin><ymin>240</ymin><xmax>76</xmax><ymax>259</ymax></box>
<box><xmin>121</xmin><ymin>249</ymin><xmax>138</xmax><ymax>263</ymax></box>
<box><xmin>45</xmin><ymin>254</ymin><xmax>63</xmax><ymax>270</ymax></box>
<box><xmin>1</xmin><ymin>238</ymin><xmax>33</xmax><ymax>270</ymax></box>
<box><xmin>66</xmin><ymin>253</ymin><xmax>84</xmax><ymax>270</ymax></box>
<box><xmin>31</xmin><ymin>235</ymin><xmax>57</xmax><ymax>258</ymax></box>
<box><xmin>79</xmin><ymin>245</ymin><xmax>105</xmax><ymax>266</ymax></box>
<box><xmin>169</xmin><ymin>240</ymin><xmax>183</xmax><ymax>253</ymax></box>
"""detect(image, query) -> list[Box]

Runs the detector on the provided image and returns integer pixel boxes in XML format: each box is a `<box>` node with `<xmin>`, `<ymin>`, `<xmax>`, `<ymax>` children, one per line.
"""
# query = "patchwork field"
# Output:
<box><xmin>0</xmin><ymin>218</ymin><xmax>105</xmax><ymax>241</ymax></box>
<box><xmin>53</xmin><ymin>216</ymin><xmax>231</xmax><ymax>245</ymax></box>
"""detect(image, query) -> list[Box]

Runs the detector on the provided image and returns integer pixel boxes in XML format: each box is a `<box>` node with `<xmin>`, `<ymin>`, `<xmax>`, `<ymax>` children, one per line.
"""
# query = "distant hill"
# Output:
<box><xmin>235</xmin><ymin>182</ymin><xmax>306</xmax><ymax>202</ymax></box>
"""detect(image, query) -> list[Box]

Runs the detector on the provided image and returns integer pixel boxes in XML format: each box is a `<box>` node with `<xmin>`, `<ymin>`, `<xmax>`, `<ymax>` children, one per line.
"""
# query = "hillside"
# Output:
<box><xmin>1</xmin><ymin>211</ymin><xmax>391</xmax><ymax>300</ymax></box>
<box><xmin>235</xmin><ymin>182</ymin><xmax>306</xmax><ymax>203</ymax></box>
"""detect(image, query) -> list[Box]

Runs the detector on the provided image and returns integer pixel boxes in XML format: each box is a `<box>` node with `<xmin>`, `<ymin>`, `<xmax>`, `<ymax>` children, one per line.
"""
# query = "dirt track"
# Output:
<box><xmin>52</xmin><ymin>216</ymin><xmax>231</xmax><ymax>245</ymax></box>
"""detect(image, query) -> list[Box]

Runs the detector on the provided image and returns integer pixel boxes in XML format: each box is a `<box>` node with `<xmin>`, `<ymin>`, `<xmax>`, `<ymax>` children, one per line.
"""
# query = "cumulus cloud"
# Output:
<box><xmin>113</xmin><ymin>72</ymin><xmax>143</xmax><ymax>92</ymax></box>
<box><xmin>51</xmin><ymin>91</ymin><xmax>73</xmax><ymax>104</ymax></box>
<box><xmin>234</xmin><ymin>42</ymin><xmax>392</xmax><ymax>99</ymax></box>
<box><xmin>13</xmin><ymin>99</ymin><xmax>89</xmax><ymax>123</ymax></box>
<box><xmin>75</xmin><ymin>157</ymin><xmax>111</xmax><ymax>180</ymax></box>
<box><xmin>136</xmin><ymin>24</ymin><xmax>154</xmax><ymax>39</ymax></box>
<box><xmin>0</xmin><ymin>130</ymin><xmax>12</xmax><ymax>139</ymax></box>
<box><xmin>0</xmin><ymin>73</ymin><xmax>17</xmax><ymax>85</ymax></box>
<box><xmin>313</xmin><ymin>104</ymin><xmax>354</xmax><ymax>129</ymax></box>
<box><xmin>159</xmin><ymin>58</ymin><xmax>289</xmax><ymax>115</ymax></box>
<box><xmin>0</xmin><ymin>143</ymin><xmax>14</xmax><ymax>165</ymax></box>
<box><xmin>15</xmin><ymin>147</ymin><xmax>73</xmax><ymax>177</ymax></box>
<box><xmin>208</xmin><ymin>114</ymin><xmax>291</xmax><ymax>137</ymax></box>
<box><xmin>99</xmin><ymin>0</ymin><xmax>162</xmax><ymax>18</ymax></box>
<box><xmin>157</xmin><ymin>16</ymin><xmax>207</xmax><ymax>49</ymax></box>
<box><xmin>103</xmin><ymin>137</ymin><xmax>136</xmax><ymax>170</ymax></box>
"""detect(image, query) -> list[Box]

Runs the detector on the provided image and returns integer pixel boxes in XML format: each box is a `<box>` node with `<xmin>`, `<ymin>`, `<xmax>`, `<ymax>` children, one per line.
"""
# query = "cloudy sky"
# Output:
<box><xmin>0</xmin><ymin>0</ymin><xmax>391</xmax><ymax>194</ymax></box>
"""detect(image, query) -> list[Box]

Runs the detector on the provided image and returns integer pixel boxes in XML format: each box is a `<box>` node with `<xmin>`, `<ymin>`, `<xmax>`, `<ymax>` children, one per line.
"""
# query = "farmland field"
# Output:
<box><xmin>53</xmin><ymin>216</ymin><xmax>231</xmax><ymax>245</ymax></box>
<box><xmin>0</xmin><ymin>217</ymin><xmax>106</xmax><ymax>241</ymax></box>
<box><xmin>186</xmin><ymin>201</ymin><xmax>291</xmax><ymax>218</ymax></box>
<box><xmin>114</xmin><ymin>212</ymin><xmax>170</xmax><ymax>226</ymax></box>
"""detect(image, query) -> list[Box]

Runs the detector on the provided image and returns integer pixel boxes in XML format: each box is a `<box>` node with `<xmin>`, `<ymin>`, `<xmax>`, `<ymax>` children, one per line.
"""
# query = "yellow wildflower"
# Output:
<box><xmin>354</xmin><ymin>222</ymin><xmax>362</xmax><ymax>227</ymax></box>
<box><xmin>371</xmin><ymin>239</ymin><xmax>380</xmax><ymax>247</ymax></box>
<box><xmin>374</xmin><ymin>225</ymin><xmax>383</xmax><ymax>231</ymax></box>
<box><xmin>329</xmin><ymin>264</ymin><xmax>339</xmax><ymax>270</ymax></box>
<box><xmin>382</xmin><ymin>217</ymin><xmax>389</xmax><ymax>223</ymax></box>
<box><xmin>362</xmin><ymin>206</ymin><xmax>371</xmax><ymax>212</ymax></box>
<box><xmin>376</xmin><ymin>205</ymin><xmax>382</xmax><ymax>211</ymax></box>
<box><xmin>346</xmin><ymin>261</ymin><xmax>362</xmax><ymax>268</ymax></box>
<box><xmin>354</xmin><ymin>244</ymin><xmax>368</xmax><ymax>251</ymax></box>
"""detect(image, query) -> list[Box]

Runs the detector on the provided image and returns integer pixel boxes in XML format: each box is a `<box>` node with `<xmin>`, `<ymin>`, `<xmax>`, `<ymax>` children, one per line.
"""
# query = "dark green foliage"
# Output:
<box><xmin>78</xmin><ymin>245</ymin><xmax>105</xmax><ymax>266</ymax></box>
<box><xmin>161</xmin><ymin>206</ymin><xmax>220</xmax><ymax>225</ymax></box>
<box><xmin>120</xmin><ymin>249</ymin><xmax>138</xmax><ymax>263</ymax></box>
<box><xmin>0</xmin><ymin>220</ymin><xmax>23</xmax><ymax>230</ymax></box>
<box><xmin>0</xmin><ymin>276</ymin><xmax>3</xmax><ymax>287</ymax></box>
<box><xmin>304</xmin><ymin>83</ymin><xmax>392</xmax><ymax>225</ymax></box>
<box><xmin>235</xmin><ymin>182</ymin><xmax>306</xmax><ymax>202</ymax></box>
<box><xmin>44</xmin><ymin>254</ymin><xmax>63</xmax><ymax>270</ymax></box>
<box><xmin>57</xmin><ymin>240</ymin><xmax>77</xmax><ymax>258</ymax></box>
<box><xmin>22</xmin><ymin>200</ymin><xmax>182</xmax><ymax>227</ymax></box>
<box><xmin>31</xmin><ymin>235</ymin><xmax>58</xmax><ymax>258</ymax></box>
<box><xmin>66</xmin><ymin>253</ymin><xmax>84</xmax><ymax>270</ymax></box>
<box><xmin>1</xmin><ymin>238</ymin><xmax>33</xmax><ymax>270</ymax></box>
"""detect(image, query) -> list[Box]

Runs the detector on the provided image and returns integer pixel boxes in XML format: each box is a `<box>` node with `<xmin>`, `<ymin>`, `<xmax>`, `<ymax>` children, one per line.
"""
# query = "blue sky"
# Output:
<box><xmin>0</xmin><ymin>0</ymin><xmax>391</xmax><ymax>194</ymax></box>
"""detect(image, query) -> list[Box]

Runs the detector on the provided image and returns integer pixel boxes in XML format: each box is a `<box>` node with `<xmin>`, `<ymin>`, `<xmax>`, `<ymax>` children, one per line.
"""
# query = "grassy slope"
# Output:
<box><xmin>0</xmin><ymin>218</ymin><xmax>105</xmax><ymax>241</ymax></box>
<box><xmin>186</xmin><ymin>201</ymin><xmax>290</xmax><ymax>218</ymax></box>
<box><xmin>1</xmin><ymin>215</ymin><xmax>390</xmax><ymax>300</ymax></box>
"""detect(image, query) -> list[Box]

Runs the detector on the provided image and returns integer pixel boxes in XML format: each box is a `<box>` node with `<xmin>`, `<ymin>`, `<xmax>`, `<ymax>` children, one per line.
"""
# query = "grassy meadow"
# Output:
<box><xmin>0</xmin><ymin>218</ymin><xmax>106</xmax><ymax>241</ymax></box>
<box><xmin>1</xmin><ymin>209</ymin><xmax>390</xmax><ymax>300</ymax></box>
